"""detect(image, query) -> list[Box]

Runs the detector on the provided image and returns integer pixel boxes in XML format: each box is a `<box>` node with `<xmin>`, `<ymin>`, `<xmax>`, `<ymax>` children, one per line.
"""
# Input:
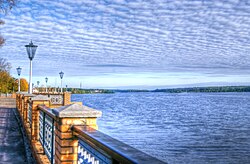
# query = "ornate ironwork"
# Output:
<box><xmin>50</xmin><ymin>95</ymin><xmax>63</xmax><ymax>105</ymax></box>
<box><xmin>39</xmin><ymin>110</ymin><xmax>45</xmax><ymax>146</ymax></box>
<box><xmin>44</xmin><ymin>114</ymin><xmax>54</xmax><ymax>163</ymax></box>
<box><xmin>78</xmin><ymin>139</ymin><xmax>112</xmax><ymax>164</ymax></box>
<box><xmin>28</xmin><ymin>103</ymin><xmax>32</xmax><ymax>127</ymax></box>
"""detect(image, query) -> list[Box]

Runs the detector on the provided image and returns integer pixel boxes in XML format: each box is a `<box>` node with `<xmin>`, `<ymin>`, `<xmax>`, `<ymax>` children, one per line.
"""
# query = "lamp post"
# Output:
<box><xmin>37</xmin><ymin>81</ymin><xmax>40</xmax><ymax>86</ymax></box>
<box><xmin>37</xmin><ymin>81</ymin><xmax>40</xmax><ymax>92</ymax></box>
<box><xmin>45</xmin><ymin>77</ymin><xmax>48</xmax><ymax>92</ymax></box>
<box><xmin>16</xmin><ymin>66</ymin><xmax>22</xmax><ymax>92</ymax></box>
<box><xmin>59</xmin><ymin>71</ymin><xmax>64</xmax><ymax>93</ymax></box>
<box><xmin>25</xmin><ymin>41</ymin><xmax>38</xmax><ymax>94</ymax></box>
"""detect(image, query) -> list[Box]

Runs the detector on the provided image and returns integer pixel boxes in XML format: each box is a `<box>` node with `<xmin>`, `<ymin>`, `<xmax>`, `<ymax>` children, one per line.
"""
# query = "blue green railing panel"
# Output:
<box><xmin>43</xmin><ymin>113</ymin><xmax>55</xmax><ymax>163</ymax></box>
<box><xmin>78</xmin><ymin>139</ymin><xmax>112</xmax><ymax>164</ymax></box>
<box><xmin>39</xmin><ymin>110</ymin><xmax>45</xmax><ymax>146</ymax></box>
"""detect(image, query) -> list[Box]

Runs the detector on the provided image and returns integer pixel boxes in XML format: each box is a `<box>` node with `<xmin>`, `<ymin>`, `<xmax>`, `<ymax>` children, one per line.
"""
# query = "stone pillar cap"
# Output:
<box><xmin>23</xmin><ymin>93</ymin><xmax>35</xmax><ymax>97</ymax></box>
<box><xmin>30</xmin><ymin>95</ymin><xmax>50</xmax><ymax>101</ymax></box>
<box><xmin>17</xmin><ymin>91</ymin><xmax>28</xmax><ymax>94</ymax></box>
<box><xmin>52</xmin><ymin>103</ymin><xmax>102</xmax><ymax>118</ymax></box>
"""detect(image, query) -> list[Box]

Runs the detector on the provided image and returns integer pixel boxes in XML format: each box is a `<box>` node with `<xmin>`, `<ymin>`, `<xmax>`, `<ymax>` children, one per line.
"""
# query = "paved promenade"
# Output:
<box><xmin>0</xmin><ymin>98</ymin><xmax>27</xmax><ymax>163</ymax></box>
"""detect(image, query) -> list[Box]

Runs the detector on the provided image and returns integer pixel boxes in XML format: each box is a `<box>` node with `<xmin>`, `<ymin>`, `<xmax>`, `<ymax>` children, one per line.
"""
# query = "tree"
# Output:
<box><xmin>14</xmin><ymin>78</ymin><xmax>28</xmax><ymax>92</ymax></box>
<box><xmin>0</xmin><ymin>20</ymin><xmax>5</xmax><ymax>46</ymax></box>
<box><xmin>0</xmin><ymin>57</ymin><xmax>17</xmax><ymax>93</ymax></box>
<box><xmin>0</xmin><ymin>70</ymin><xmax>15</xmax><ymax>93</ymax></box>
<box><xmin>0</xmin><ymin>58</ymin><xmax>11</xmax><ymax>72</ymax></box>
<box><xmin>20</xmin><ymin>78</ymin><xmax>28</xmax><ymax>92</ymax></box>
<box><xmin>0</xmin><ymin>0</ymin><xmax>16</xmax><ymax>47</ymax></box>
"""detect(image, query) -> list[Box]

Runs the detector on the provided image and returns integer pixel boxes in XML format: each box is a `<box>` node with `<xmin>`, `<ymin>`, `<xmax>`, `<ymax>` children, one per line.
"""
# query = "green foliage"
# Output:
<box><xmin>113</xmin><ymin>89</ymin><xmax>150</xmax><ymax>93</ymax></box>
<box><xmin>0</xmin><ymin>70</ymin><xmax>16</xmax><ymax>93</ymax></box>
<box><xmin>69</xmin><ymin>87</ymin><xmax>250</xmax><ymax>94</ymax></box>
<box><xmin>20</xmin><ymin>78</ymin><xmax>28</xmax><ymax>91</ymax></box>
<box><xmin>68</xmin><ymin>88</ymin><xmax>114</xmax><ymax>94</ymax></box>
<box><xmin>153</xmin><ymin>86</ymin><xmax>250</xmax><ymax>93</ymax></box>
<box><xmin>0</xmin><ymin>57</ymin><xmax>27</xmax><ymax>93</ymax></box>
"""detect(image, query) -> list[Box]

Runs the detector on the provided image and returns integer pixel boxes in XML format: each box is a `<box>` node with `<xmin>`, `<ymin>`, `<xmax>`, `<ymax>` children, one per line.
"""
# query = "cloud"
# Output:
<box><xmin>0</xmin><ymin>0</ymin><xmax>250</xmax><ymax>87</ymax></box>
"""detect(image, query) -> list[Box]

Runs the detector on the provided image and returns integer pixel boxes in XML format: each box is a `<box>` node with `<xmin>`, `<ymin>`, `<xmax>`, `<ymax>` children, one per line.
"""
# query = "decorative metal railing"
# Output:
<box><xmin>31</xmin><ymin>93</ymin><xmax>64</xmax><ymax>105</ymax></box>
<box><xmin>78</xmin><ymin>139</ymin><xmax>112</xmax><ymax>164</ymax></box>
<box><xmin>39</xmin><ymin>110</ymin><xmax>45</xmax><ymax>146</ymax></box>
<box><xmin>74</xmin><ymin>126</ymin><xmax>166</xmax><ymax>164</ymax></box>
<box><xmin>50</xmin><ymin>95</ymin><xmax>63</xmax><ymax>105</ymax></box>
<box><xmin>44</xmin><ymin>114</ymin><xmax>54</xmax><ymax>163</ymax></box>
<box><xmin>39</xmin><ymin>108</ymin><xmax>55</xmax><ymax>164</ymax></box>
<box><xmin>18</xmin><ymin>94</ymin><xmax>165</xmax><ymax>164</ymax></box>
<box><xmin>28</xmin><ymin>102</ymin><xmax>32</xmax><ymax>127</ymax></box>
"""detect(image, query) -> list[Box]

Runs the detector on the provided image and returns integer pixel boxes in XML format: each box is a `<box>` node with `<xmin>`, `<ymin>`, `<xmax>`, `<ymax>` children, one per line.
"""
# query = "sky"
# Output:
<box><xmin>0</xmin><ymin>0</ymin><xmax>250</xmax><ymax>89</ymax></box>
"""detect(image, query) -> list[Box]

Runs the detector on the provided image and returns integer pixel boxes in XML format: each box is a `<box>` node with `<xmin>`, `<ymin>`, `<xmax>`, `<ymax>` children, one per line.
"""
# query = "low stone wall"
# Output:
<box><xmin>16</xmin><ymin>92</ymin><xmax>101</xmax><ymax>164</ymax></box>
<box><xmin>16</xmin><ymin>92</ymin><xmax>166</xmax><ymax>164</ymax></box>
<box><xmin>0</xmin><ymin>93</ymin><xmax>16</xmax><ymax>98</ymax></box>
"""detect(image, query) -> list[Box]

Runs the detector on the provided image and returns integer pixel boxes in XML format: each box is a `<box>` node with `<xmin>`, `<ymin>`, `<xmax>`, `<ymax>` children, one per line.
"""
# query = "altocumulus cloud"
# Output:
<box><xmin>0</xmin><ymin>0</ymin><xmax>250</xmax><ymax>88</ymax></box>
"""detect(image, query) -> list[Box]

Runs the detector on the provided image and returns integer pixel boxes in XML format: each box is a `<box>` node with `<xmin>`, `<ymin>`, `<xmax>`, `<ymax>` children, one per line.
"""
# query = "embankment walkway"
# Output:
<box><xmin>0</xmin><ymin>98</ymin><xmax>27</xmax><ymax>163</ymax></box>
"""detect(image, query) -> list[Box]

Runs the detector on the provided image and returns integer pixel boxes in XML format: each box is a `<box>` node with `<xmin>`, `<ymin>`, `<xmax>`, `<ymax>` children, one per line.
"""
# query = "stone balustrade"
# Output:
<box><xmin>16</xmin><ymin>92</ymin><xmax>165</xmax><ymax>164</ymax></box>
<box><xmin>73</xmin><ymin>126</ymin><xmax>166</xmax><ymax>164</ymax></box>
<box><xmin>0</xmin><ymin>93</ymin><xmax>16</xmax><ymax>98</ymax></box>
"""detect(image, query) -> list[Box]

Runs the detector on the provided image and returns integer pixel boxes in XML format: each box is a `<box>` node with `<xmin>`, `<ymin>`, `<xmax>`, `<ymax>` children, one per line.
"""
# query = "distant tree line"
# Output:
<box><xmin>68</xmin><ymin>88</ymin><xmax>114</xmax><ymax>94</ymax></box>
<box><xmin>153</xmin><ymin>86</ymin><xmax>250</xmax><ymax>93</ymax></box>
<box><xmin>70</xmin><ymin>87</ymin><xmax>250</xmax><ymax>94</ymax></box>
<box><xmin>113</xmin><ymin>89</ymin><xmax>150</xmax><ymax>93</ymax></box>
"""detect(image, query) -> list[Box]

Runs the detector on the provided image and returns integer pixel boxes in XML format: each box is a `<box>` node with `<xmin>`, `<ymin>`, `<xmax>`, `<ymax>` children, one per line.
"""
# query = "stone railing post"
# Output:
<box><xmin>63</xmin><ymin>92</ymin><xmax>71</xmax><ymax>105</ymax></box>
<box><xmin>11</xmin><ymin>92</ymin><xmax>16</xmax><ymax>98</ymax></box>
<box><xmin>20</xmin><ymin>94</ymin><xmax>25</xmax><ymax>118</ymax></box>
<box><xmin>52</xmin><ymin>103</ymin><xmax>102</xmax><ymax>164</ymax></box>
<box><xmin>17</xmin><ymin>94</ymin><xmax>21</xmax><ymax>111</ymax></box>
<box><xmin>19</xmin><ymin>94</ymin><xmax>24</xmax><ymax>116</ymax></box>
<box><xmin>23</xmin><ymin>93</ymin><xmax>35</xmax><ymax>123</ymax></box>
<box><xmin>16</xmin><ymin>94</ymin><xmax>20</xmax><ymax>110</ymax></box>
<box><xmin>21</xmin><ymin>95</ymin><xmax>25</xmax><ymax>118</ymax></box>
<box><xmin>30</xmin><ymin>95</ymin><xmax>50</xmax><ymax>141</ymax></box>
<box><xmin>16</xmin><ymin>93</ymin><xmax>24</xmax><ymax>115</ymax></box>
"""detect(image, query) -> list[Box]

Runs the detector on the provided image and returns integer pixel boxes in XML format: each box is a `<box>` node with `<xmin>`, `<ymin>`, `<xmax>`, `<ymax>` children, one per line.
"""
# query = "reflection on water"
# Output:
<box><xmin>72</xmin><ymin>92</ymin><xmax>250</xmax><ymax>163</ymax></box>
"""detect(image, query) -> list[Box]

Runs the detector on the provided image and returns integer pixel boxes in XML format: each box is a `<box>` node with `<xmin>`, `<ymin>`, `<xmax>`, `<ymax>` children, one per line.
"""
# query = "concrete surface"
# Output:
<box><xmin>0</xmin><ymin>98</ymin><xmax>27</xmax><ymax>163</ymax></box>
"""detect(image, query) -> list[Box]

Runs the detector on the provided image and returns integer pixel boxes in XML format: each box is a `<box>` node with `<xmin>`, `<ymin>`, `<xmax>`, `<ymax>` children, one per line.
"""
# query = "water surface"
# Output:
<box><xmin>72</xmin><ymin>92</ymin><xmax>250</xmax><ymax>163</ymax></box>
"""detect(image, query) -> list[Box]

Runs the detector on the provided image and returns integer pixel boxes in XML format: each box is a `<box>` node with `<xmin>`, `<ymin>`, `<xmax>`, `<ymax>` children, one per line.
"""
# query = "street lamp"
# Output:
<box><xmin>25</xmin><ymin>41</ymin><xmax>38</xmax><ymax>94</ymax></box>
<box><xmin>37</xmin><ymin>81</ymin><xmax>40</xmax><ymax>92</ymax></box>
<box><xmin>16</xmin><ymin>66</ymin><xmax>22</xmax><ymax>92</ymax></box>
<box><xmin>59</xmin><ymin>71</ymin><xmax>64</xmax><ymax>93</ymax></box>
<box><xmin>45</xmin><ymin>77</ymin><xmax>48</xmax><ymax>92</ymax></box>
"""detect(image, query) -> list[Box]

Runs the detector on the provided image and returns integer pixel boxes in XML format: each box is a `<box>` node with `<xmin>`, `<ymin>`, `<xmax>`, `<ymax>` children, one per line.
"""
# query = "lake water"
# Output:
<box><xmin>71</xmin><ymin>92</ymin><xmax>250</xmax><ymax>163</ymax></box>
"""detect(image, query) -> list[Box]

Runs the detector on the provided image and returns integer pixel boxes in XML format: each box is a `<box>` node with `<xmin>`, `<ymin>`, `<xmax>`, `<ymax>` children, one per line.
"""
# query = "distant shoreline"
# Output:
<box><xmin>152</xmin><ymin>86</ymin><xmax>250</xmax><ymax>93</ymax></box>
<box><xmin>70</xmin><ymin>86</ymin><xmax>250</xmax><ymax>94</ymax></box>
